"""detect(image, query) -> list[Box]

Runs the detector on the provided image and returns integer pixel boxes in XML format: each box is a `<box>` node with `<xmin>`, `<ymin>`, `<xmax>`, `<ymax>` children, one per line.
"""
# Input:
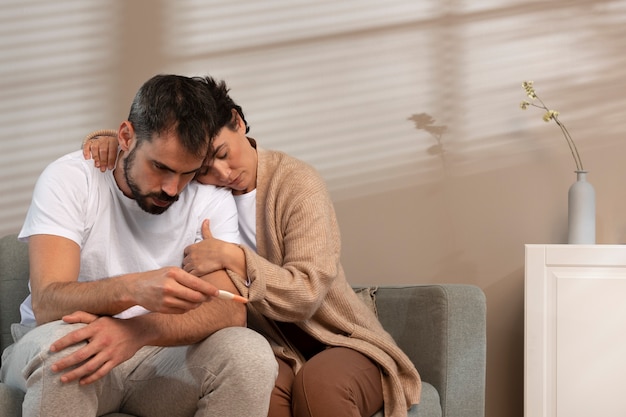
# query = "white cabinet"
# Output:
<box><xmin>525</xmin><ymin>244</ymin><xmax>626</xmax><ymax>417</ymax></box>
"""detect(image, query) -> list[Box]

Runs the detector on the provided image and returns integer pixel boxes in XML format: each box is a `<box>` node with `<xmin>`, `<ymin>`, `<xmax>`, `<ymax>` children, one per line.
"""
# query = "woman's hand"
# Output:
<box><xmin>183</xmin><ymin>220</ymin><xmax>229</xmax><ymax>276</ymax></box>
<box><xmin>82</xmin><ymin>130</ymin><xmax>118</xmax><ymax>172</ymax></box>
<box><xmin>183</xmin><ymin>219</ymin><xmax>247</xmax><ymax>278</ymax></box>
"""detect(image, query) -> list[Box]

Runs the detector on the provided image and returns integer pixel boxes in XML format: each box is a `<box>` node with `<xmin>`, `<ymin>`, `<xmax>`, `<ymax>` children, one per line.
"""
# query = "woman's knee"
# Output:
<box><xmin>291</xmin><ymin>348</ymin><xmax>383</xmax><ymax>417</ymax></box>
<box><xmin>268</xmin><ymin>358</ymin><xmax>295</xmax><ymax>417</ymax></box>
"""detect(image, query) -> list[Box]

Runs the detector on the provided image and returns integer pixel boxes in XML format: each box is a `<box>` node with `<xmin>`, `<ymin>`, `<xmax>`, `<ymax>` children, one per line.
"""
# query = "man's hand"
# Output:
<box><xmin>132</xmin><ymin>266</ymin><xmax>220</xmax><ymax>314</ymax></box>
<box><xmin>50</xmin><ymin>312</ymin><xmax>144</xmax><ymax>385</ymax></box>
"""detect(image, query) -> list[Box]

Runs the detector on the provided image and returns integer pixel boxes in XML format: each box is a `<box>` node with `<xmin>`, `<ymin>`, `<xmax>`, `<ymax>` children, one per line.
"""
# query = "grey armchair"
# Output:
<box><xmin>0</xmin><ymin>234</ymin><xmax>486</xmax><ymax>416</ymax></box>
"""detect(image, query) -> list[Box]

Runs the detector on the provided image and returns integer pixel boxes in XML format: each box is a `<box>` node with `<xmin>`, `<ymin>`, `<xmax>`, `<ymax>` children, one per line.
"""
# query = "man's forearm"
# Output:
<box><xmin>124</xmin><ymin>268</ymin><xmax>247</xmax><ymax>347</ymax></box>
<box><xmin>33</xmin><ymin>264</ymin><xmax>222</xmax><ymax>325</ymax></box>
<box><xmin>32</xmin><ymin>276</ymin><xmax>135</xmax><ymax>325</ymax></box>
<box><xmin>130</xmin><ymin>297</ymin><xmax>246</xmax><ymax>346</ymax></box>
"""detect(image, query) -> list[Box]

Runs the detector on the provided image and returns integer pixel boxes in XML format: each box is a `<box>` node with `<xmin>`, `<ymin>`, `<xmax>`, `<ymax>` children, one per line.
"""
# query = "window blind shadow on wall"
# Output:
<box><xmin>163</xmin><ymin>0</ymin><xmax>626</xmax><ymax>201</ymax></box>
<box><xmin>2</xmin><ymin>0</ymin><xmax>626</xmax><ymax>235</ymax></box>
<box><xmin>0</xmin><ymin>0</ymin><xmax>117</xmax><ymax>236</ymax></box>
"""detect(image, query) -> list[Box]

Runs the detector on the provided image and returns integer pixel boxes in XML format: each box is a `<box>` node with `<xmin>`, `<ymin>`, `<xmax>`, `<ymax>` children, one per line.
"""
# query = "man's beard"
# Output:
<box><xmin>123</xmin><ymin>147</ymin><xmax>179</xmax><ymax>214</ymax></box>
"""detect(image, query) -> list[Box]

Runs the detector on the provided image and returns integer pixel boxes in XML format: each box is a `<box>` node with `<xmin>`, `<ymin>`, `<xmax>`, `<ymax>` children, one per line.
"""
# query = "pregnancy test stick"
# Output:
<box><xmin>217</xmin><ymin>290</ymin><xmax>248</xmax><ymax>304</ymax></box>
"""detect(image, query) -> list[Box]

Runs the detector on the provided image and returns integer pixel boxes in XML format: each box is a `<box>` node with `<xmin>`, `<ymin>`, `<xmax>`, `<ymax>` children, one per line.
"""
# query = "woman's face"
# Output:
<box><xmin>195</xmin><ymin>114</ymin><xmax>257</xmax><ymax>195</ymax></box>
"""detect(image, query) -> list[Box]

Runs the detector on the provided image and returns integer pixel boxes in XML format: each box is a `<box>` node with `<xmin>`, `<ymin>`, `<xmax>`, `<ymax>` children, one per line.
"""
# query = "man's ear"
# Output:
<box><xmin>118</xmin><ymin>121</ymin><xmax>134</xmax><ymax>151</ymax></box>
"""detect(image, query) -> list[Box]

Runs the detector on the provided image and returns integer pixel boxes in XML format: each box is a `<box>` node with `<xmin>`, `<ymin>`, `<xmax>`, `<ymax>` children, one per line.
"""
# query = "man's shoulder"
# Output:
<box><xmin>185</xmin><ymin>181</ymin><xmax>232</xmax><ymax>201</ymax></box>
<box><xmin>21</xmin><ymin>151</ymin><xmax>110</xmax><ymax>245</ymax></box>
<box><xmin>43</xmin><ymin>150</ymin><xmax>99</xmax><ymax>179</ymax></box>
<box><xmin>181</xmin><ymin>182</ymin><xmax>235</xmax><ymax>214</ymax></box>
<box><xmin>50</xmin><ymin>149</ymin><xmax>91</xmax><ymax>165</ymax></box>
<box><xmin>37</xmin><ymin>150</ymin><xmax>112</xmax><ymax>202</ymax></box>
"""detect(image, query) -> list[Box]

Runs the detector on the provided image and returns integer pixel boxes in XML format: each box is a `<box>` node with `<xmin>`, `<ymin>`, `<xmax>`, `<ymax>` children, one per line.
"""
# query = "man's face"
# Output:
<box><xmin>122</xmin><ymin>132</ymin><xmax>206</xmax><ymax>214</ymax></box>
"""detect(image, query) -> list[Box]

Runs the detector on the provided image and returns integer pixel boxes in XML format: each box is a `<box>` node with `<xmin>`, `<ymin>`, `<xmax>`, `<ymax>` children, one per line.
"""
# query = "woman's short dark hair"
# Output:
<box><xmin>200</xmin><ymin>76</ymin><xmax>250</xmax><ymax>136</ymax></box>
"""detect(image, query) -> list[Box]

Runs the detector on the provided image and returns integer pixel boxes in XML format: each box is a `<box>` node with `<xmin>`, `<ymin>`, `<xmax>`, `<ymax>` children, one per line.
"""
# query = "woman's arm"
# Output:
<box><xmin>243</xmin><ymin>185</ymin><xmax>342</xmax><ymax>321</ymax></box>
<box><xmin>184</xmin><ymin>161</ymin><xmax>342</xmax><ymax>322</ymax></box>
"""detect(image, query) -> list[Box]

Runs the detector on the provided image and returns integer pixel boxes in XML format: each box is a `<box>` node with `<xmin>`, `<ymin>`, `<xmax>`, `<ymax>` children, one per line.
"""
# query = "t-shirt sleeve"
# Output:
<box><xmin>19</xmin><ymin>155</ymin><xmax>89</xmax><ymax>246</ymax></box>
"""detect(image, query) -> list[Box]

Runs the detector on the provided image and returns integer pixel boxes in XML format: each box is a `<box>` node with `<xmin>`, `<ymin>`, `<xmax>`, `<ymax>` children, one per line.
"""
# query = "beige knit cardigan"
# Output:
<box><xmin>228</xmin><ymin>146</ymin><xmax>421</xmax><ymax>417</ymax></box>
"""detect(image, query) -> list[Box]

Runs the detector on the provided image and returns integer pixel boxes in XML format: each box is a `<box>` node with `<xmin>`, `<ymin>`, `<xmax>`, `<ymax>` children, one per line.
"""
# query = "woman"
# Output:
<box><xmin>83</xmin><ymin>76</ymin><xmax>420</xmax><ymax>417</ymax></box>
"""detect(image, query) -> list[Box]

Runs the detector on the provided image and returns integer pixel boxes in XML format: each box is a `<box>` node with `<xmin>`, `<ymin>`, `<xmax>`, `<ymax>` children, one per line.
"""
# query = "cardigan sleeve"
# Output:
<box><xmin>235</xmin><ymin>155</ymin><xmax>344</xmax><ymax>322</ymax></box>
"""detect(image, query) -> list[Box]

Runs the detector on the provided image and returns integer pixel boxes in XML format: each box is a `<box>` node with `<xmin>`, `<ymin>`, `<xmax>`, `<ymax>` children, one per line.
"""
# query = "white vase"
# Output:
<box><xmin>567</xmin><ymin>170</ymin><xmax>596</xmax><ymax>244</ymax></box>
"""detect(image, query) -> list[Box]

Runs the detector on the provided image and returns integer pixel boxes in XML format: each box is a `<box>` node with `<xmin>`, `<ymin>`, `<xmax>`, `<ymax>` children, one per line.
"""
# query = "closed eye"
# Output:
<box><xmin>154</xmin><ymin>162</ymin><xmax>168</xmax><ymax>171</ymax></box>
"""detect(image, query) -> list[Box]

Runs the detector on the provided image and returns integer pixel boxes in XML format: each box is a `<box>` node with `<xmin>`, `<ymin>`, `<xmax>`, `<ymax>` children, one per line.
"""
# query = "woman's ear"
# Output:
<box><xmin>118</xmin><ymin>121</ymin><xmax>134</xmax><ymax>151</ymax></box>
<box><xmin>233</xmin><ymin>110</ymin><xmax>247</xmax><ymax>134</ymax></box>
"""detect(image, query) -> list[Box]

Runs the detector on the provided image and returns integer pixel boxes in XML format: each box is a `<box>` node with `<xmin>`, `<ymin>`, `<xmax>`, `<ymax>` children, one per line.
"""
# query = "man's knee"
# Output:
<box><xmin>19</xmin><ymin>321</ymin><xmax>87</xmax><ymax>359</ymax></box>
<box><xmin>195</xmin><ymin>327</ymin><xmax>277</xmax><ymax>380</ymax></box>
<box><xmin>2</xmin><ymin>321</ymin><xmax>87</xmax><ymax>389</ymax></box>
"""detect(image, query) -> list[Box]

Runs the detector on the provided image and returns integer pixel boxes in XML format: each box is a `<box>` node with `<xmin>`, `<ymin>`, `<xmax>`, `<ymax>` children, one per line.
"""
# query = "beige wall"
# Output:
<box><xmin>335</xmin><ymin>141</ymin><xmax>626</xmax><ymax>416</ymax></box>
<box><xmin>3</xmin><ymin>2</ymin><xmax>626</xmax><ymax>417</ymax></box>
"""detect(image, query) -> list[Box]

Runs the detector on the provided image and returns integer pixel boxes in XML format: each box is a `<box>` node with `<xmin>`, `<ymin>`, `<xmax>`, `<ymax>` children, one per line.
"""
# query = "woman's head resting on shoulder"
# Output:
<box><xmin>195</xmin><ymin>96</ymin><xmax>257</xmax><ymax>195</ymax></box>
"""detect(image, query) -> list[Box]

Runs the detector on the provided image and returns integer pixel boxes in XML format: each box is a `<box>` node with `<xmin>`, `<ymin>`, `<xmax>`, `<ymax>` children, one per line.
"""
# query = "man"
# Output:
<box><xmin>0</xmin><ymin>74</ymin><xmax>277</xmax><ymax>417</ymax></box>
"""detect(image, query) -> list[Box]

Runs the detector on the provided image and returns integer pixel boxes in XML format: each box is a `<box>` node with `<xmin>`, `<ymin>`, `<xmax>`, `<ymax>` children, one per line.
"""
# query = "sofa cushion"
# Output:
<box><xmin>0</xmin><ymin>383</ymin><xmax>24</xmax><ymax>416</ymax></box>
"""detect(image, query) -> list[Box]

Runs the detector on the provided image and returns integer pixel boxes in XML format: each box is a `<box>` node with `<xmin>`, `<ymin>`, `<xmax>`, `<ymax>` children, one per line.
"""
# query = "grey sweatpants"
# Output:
<box><xmin>1</xmin><ymin>321</ymin><xmax>277</xmax><ymax>417</ymax></box>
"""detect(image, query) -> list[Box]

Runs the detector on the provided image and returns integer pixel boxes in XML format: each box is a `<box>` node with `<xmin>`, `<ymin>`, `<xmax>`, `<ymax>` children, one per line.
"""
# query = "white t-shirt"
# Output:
<box><xmin>18</xmin><ymin>150</ymin><xmax>240</xmax><ymax>324</ymax></box>
<box><xmin>234</xmin><ymin>189</ymin><xmax>257</xmax><ymax>252</ymax></box>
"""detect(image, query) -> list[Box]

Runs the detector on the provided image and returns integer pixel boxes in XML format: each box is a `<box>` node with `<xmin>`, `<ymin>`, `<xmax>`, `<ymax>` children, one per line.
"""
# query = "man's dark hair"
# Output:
<box><xmin>128</xmin><ymin>74</ymin><xmax>217</xmax><ymax>158</ymax></box>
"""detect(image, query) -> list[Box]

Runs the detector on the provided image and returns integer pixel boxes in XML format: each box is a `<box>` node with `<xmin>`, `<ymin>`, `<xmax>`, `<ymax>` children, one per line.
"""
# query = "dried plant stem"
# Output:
<box><xmin>552</xmin><ymin>116</ymin><xmax>583</xmax><ymax>172</ymax></box>
<box><xmin>529</xmin><ymin>97</ymin><xmax>584</xmax><ymax>172</ymax></box>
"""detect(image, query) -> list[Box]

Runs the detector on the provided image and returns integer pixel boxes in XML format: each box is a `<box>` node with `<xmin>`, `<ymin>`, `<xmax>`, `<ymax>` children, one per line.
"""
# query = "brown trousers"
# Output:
<box><xmin>269</xmin><ymin>347</ymin><xmax>384</xmax><ymax>417</ymax></box>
